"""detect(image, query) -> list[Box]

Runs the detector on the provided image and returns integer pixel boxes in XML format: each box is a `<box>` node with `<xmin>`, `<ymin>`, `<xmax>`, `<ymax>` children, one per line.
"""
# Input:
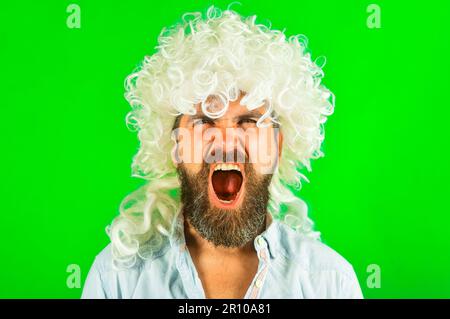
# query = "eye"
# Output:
<box><xmin>238</xmin><ymin>118</ymin><xmax>258</xmax><ymax>126</ymax></box>
<box><xmin>193</xmin><ymin>117</ymin><xmax>214</xmax><ymax>127</ymax></box>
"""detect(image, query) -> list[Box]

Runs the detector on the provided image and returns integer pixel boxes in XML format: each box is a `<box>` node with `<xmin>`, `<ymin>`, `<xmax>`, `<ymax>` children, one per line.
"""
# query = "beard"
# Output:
<box><xmin>177</xmin><ymin>162</ymin><xmax>272</xmax><ymax>248</ymax></box>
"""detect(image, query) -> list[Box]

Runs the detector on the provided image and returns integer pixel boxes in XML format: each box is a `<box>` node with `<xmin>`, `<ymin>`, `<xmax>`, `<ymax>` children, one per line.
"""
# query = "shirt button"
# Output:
<box><xmin>255</xmin><ymin>278</ymin><xmax>263</xmax><ymax>288</ymax></box>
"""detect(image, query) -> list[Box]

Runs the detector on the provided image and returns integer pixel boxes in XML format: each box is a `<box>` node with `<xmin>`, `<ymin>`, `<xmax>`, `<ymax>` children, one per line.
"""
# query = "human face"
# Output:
<box><xmin>173</xmin><ymin>94</ymin><xmax>282</xmax><ymax>247</ymax></box>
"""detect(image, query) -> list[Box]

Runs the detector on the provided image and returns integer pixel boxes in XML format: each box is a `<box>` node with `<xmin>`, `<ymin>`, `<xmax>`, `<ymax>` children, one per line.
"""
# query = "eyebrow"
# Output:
<box><xmin>188</xmin><ymin>110</ymin><xmax>264</xmax><ymax>123</ymax></box>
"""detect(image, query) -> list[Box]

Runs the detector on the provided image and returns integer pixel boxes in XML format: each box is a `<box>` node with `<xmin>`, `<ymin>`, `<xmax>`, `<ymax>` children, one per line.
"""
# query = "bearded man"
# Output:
<box><xmin>82</xmin><ymin>5</ymin><xmax>363</xmax><ymax>299</ymax></box>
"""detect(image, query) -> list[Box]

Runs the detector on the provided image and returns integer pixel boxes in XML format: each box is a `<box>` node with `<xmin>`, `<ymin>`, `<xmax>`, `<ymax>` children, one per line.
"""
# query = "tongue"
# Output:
<box><xmin>211</xmin><ymin>170</ymin><xmax>243</xmax><ymax>201</ymax></box>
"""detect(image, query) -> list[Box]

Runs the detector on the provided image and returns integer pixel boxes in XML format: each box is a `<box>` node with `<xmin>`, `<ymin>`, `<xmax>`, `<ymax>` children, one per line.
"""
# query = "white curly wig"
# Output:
<box><xmin>107</xmin><ymin>4</ymin><xmax>335</xmax><ymax>268</ymax></box>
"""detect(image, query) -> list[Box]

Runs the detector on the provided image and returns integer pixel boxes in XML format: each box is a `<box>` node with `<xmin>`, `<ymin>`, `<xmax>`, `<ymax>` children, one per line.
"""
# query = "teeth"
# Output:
<box><xmin>214</xmin><ymin>163</ymin><xmax>241</xmax><ymax>172</ymax></box>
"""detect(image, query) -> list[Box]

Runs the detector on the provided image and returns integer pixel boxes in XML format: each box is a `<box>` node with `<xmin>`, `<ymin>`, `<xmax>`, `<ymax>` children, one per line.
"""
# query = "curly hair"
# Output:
<box><xmin>107</xmin><ymin>4</ymin><xmax>335</xmax><ymax>269</ymax></box>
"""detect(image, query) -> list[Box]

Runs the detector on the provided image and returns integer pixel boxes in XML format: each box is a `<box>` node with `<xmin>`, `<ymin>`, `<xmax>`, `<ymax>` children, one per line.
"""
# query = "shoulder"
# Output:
<box><xmin>81</xmin><ymin>244</ymin><xmax>114</xmax><ymax>299</ymax></box>
<box><xmin>91</xmin><ymin>243</ymin><xmax>114</xmax><ymax>273</ymax></box>
<box><xmin>274</xmin><ymin>221</ymin><xmax>363</xmax><ymax>298</ymax></box>
<box><xmin>91</xmin><ymin>240</ymin><xmax>171</xmax><ymax>273</ymax></box>
<box><xmin>275</xmin><ymin>221</ymin><xmax>355</xmax><ymax>276</ymax></box>
<box><xmin>82</xmin><ymin>241</ymin><xmax>173</xmax><ymax>299</ymax></box>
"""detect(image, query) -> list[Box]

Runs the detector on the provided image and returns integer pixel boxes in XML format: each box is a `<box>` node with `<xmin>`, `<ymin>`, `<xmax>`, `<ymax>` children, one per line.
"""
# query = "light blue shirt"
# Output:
<box><xmin>82</xmin><ymin>213</ymin><xmax>363</xmax><ymax>299</ymax></box>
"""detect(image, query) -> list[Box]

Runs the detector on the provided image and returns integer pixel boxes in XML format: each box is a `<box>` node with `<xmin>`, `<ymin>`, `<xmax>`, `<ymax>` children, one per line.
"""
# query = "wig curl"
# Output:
<box><xmin>108</xmin><ymin>5</ymin><xmax>335</xmax><ymax>268</ymax></box>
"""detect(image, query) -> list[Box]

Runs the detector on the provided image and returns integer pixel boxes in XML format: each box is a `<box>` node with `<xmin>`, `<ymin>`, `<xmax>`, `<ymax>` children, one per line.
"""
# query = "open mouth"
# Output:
<box><xmin>210</xmin><ymin>163</ymin><xmax>244</xmax><ymax>206</ymax></box>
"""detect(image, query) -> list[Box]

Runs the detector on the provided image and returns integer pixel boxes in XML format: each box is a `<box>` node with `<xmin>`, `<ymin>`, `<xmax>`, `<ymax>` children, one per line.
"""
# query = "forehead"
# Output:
<box><xmin>179</xmin><ymin>96</ymin><xmax>268</xmax><ymax>125</ymax></box>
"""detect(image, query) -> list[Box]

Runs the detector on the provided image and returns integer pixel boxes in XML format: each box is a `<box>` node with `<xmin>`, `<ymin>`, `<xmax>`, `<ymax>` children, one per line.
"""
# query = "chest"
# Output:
<box><xmin>191</xmin><ymin>254</ymin><xmax>260</xmax><ymax>299</ymax></box>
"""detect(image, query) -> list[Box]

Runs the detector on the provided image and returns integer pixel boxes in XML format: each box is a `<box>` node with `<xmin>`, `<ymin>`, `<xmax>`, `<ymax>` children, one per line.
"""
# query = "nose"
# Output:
<box><xmin>213</xmin><ymin>124</ymin><xmax>246</xmax><ymax>163</ymax></box>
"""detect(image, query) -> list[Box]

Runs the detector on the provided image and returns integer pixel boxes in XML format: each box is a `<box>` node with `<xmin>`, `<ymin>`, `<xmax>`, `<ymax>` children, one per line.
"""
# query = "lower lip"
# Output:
<box><xmin>208</xmin><ymin>167</ymin><xmax>245</xmax><ymax>210</ymax></box>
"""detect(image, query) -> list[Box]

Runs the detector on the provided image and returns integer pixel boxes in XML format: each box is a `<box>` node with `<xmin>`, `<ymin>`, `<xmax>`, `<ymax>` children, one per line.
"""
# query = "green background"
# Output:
<box><xmin>1</xmin><ymin>0</ymin><xmax>449</xmax><ymax>298</ymax></box>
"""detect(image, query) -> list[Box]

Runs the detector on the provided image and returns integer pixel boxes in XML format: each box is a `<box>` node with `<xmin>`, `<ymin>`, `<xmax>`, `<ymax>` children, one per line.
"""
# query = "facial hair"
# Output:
<box><xmin>177</xmin><ymin>162</ymin><xmax>272</xmax><ymax>248</ymax></box>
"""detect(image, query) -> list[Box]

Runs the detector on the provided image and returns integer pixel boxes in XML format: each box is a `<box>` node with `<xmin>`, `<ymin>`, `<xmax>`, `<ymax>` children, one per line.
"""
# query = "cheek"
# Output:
<box><xmin>185</xmin><ymin>129</ymin><xmax>206</xmax><ymax>174</ymax></box>
<box><xmin>183</xmin><ymin>162</ymin><xmax>203</xmax><ymax>175</ymax></box>
<box><xmin>172</xmin><ymin>126</ymin><xmax>208</xmax><ymax>166</ymax></box>
<box><xmin>246</xmin><ymin>128</ymin><xmax>279</xmax><ymax>175</ymax></box>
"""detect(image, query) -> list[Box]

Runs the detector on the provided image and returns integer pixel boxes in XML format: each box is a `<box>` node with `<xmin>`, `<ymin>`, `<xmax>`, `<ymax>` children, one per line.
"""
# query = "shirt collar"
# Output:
<box><xmin>254</xmin><ymin>212</ymin><xmax>279</xmax><ymax>259</ymax></box>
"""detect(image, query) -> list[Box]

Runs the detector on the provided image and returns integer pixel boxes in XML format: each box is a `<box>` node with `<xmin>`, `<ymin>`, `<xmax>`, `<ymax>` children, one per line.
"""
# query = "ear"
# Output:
<box><xmin>277</xmin><ymin>129</ymin><xmax>283</xmax><ymax>161</ymax></box>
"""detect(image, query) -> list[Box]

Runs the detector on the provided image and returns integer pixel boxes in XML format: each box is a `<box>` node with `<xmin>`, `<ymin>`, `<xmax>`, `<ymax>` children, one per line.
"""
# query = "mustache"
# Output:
<box><xmin>205</xmin><ymin>146</ymin><xmax>248</xmax><ymax>163</ymax></box>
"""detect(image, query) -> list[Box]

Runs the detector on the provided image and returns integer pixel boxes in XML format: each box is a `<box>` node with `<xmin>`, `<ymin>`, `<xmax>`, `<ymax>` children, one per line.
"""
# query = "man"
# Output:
<box><xmin>82</xmin><ymin>5</ymin><xmax>363</xmax><ymax>299</ymax></box>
